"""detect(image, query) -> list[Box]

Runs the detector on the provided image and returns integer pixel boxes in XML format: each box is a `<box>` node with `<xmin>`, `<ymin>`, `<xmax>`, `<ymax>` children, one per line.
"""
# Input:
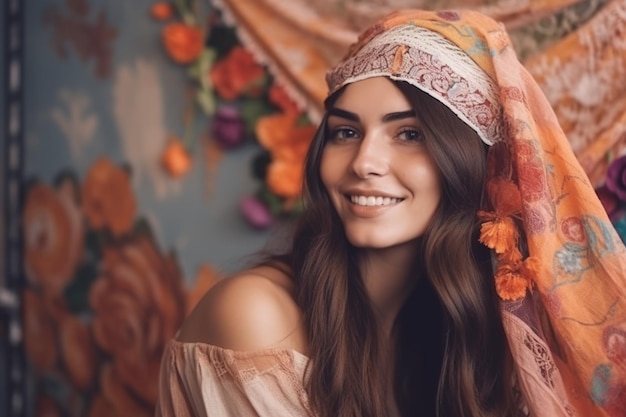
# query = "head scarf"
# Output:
<box><xmin>327</xmin><ymin>9</ymin><xmax>626</xmax><ymax>417</ymax></box>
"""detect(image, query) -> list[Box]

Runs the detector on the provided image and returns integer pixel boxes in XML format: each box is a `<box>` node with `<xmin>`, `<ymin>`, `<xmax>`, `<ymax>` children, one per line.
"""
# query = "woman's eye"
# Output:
<box><xmin>398</xmin><ymin>128</ymin><xmax>422</xmax><ymax>142</ymax></box>
<box><xmin>329</xmin><ymin>127</ymin><xmax>359</xmax><ymax>141</ymax></box>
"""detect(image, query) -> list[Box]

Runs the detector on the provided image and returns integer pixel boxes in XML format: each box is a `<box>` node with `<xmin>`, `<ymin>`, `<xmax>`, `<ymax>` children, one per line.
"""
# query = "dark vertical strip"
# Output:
<box><xmin>2</xmin><ymin>0</ymin><xmax>26</xmax><ymax>416</ymax></box>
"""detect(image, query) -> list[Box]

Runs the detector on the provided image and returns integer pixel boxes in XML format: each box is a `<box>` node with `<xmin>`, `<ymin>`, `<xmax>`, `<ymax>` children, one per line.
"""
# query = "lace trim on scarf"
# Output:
<box><xmin>326</xmin><ymin>25</ymin><xmax>504</xmax><ymax>145</ymax></box>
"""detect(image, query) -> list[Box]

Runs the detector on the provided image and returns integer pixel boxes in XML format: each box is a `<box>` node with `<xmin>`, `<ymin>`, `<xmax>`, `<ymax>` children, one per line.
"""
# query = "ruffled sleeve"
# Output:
<box><xmin>155</xmin><ymin>339</ymin><xmax>313</xmax><ymax>417</ymax></box>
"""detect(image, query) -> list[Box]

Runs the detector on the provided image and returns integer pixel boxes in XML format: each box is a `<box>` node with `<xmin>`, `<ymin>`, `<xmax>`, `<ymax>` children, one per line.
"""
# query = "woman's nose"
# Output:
<box><xmin>350</xmin><ymin>135</ymin><xmax>389</xmax><ymax>178</ymax></box>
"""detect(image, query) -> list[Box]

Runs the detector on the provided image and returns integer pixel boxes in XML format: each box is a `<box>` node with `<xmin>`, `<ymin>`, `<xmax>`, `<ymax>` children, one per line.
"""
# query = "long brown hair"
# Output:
<box><xmin>284</xmin><ymin>80</ymin><xmax>516</xmax><ymax>417</ymax></box>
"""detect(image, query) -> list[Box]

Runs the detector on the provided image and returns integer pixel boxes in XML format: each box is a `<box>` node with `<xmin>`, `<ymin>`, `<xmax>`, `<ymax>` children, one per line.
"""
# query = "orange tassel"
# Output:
<box><xmin>493</xmin><ymin>256</ymin><xmax>540</xmax><ymax>301</ymax></box>
<box><xmin>497</xmin><ymin>246</ymin><xmax>523</xmax><ymax>264</ymax></box>
<box><xmin>521</xmin><ymin>256</ymin><xmax>541</xmax><ymax>279</ymax></box>
<box><xmin>486</xmin><ymin>177</ymin><xmax>522</xmax><ymax>216</ymax></box>
<box><xmin>478</xmin><ymin>215</ymin><xmax>519</xmax><ymax>254</ymax></box>
<box><xmin>495</xmin><ymin>272</ymin><xmax>529</xmax><ymax>301</ymax></box>
<box><xmin>494</xmin><ymin>266</ymin><xmax>531</xmax><ymax>301</ymax></box>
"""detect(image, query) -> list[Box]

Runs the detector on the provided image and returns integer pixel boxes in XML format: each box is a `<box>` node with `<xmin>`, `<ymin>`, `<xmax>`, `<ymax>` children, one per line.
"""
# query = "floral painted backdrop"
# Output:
<box><xmin>20</xmin><ymin>0</ymin><xmax>311</xmax><ymax>415</ymax></box>
<box><xmin>16</xmin><ymin>0</ymin><xmax>626</xmax><ymax>416</ymax></box>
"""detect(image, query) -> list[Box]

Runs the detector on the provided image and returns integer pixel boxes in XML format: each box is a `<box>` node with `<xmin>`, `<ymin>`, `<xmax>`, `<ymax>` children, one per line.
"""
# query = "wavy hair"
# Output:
<box><xmin>284</xmin><ymin>80</ymin><xmax>516</xmax><ymax>417</ymax></box>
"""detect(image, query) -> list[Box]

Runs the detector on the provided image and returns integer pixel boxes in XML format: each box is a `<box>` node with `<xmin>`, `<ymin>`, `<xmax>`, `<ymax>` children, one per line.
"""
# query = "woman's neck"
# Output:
<box><xmin>360</xmin><ymin>241</ymin><xmax>420</xmax><ymax>336</ymax></box>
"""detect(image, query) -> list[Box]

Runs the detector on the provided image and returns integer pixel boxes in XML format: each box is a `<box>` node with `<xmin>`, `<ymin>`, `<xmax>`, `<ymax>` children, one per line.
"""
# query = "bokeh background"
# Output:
<box><xmin>2</xmin><ymin>0</ymin><xmax>626</xmax><ymax>416</ymax></box>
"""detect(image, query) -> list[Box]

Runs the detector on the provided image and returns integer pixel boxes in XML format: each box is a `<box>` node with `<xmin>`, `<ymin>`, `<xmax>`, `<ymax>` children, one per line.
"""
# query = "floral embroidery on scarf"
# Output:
<box><xmin>583</xmin><ymin>215</ymin><xmax>620</xmax><ymax>256</ymax></box>
<box><xmin>552</xmin><ymin>215</ymin><xmax>619</xmax><ymax>290</ymax></box>
<box><xmin>554</xmin><ymin>244</ymin><xmax>587</xmax><ymax>278</ymax></box>
<box><xmin>561</xmin><ymin>217</ymin><xmax>586</xmax><ymax>243</ymax></box>
<box><xmin>523</xmin><ymin>207</ymin><xmax>548</xmax><ymax>235</ymax></box>
<box><xmin>590</xmin><ymin>362</ymin><xmax>626</xmax><ymax>416</ymax></box>
<box><xmin>501</xmin><ymin>86</ymin><xmax>527</xmax><ymax>104</ymax></box>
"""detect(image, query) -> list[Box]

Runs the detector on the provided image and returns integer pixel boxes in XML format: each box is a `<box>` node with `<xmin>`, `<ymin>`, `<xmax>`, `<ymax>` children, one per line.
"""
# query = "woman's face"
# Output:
<box><xmin>321</xmin><ymin>77</ymin><xmax>442</xmax><ymax>250</ymax></box>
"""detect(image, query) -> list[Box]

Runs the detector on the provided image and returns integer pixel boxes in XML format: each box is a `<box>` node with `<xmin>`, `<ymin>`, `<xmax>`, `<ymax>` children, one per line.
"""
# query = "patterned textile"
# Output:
<box><xmin>327</xmin><ymin>9</ymin><xmax>626</xmax><ymax>417</ymax></box>
<box><xmin>523</xmin><ymin>0</ymin><xmax>626</xmax><ymax>185</ymax></box>
<box><xmin>211</xmin><ymin>0</ymin><xmax>626</xmax><ymax>186</ymax></box>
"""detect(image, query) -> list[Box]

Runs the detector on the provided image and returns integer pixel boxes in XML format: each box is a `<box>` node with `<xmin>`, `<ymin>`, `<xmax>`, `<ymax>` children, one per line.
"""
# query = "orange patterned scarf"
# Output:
<box><xmin>327</xmin><ymin>9</ymin><xmax>626</xmax><ymax>416</ymax></box>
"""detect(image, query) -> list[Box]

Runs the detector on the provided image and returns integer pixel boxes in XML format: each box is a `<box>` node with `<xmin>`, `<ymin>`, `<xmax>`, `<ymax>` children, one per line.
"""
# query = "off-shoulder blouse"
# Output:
<box><xmin>156</xmin><ymin>339</ymin><xmax>314</xmax><ymax>417</ymax></box>
<box><xmin>157</xmin><ymin>339</ymin><xmax>531</xmax><ymax>417</ymax></box>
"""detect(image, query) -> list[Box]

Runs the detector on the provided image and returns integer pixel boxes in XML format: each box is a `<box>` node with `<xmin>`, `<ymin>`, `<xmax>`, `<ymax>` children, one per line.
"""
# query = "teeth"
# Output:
<box><xmin>350</xmin><ymin>195</ymin><xmax>400</xmax><ymax>206</ymax></box>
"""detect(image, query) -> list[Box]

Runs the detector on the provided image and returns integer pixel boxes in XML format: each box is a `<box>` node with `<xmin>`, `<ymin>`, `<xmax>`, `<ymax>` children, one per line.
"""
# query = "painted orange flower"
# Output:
<box><xmin>150</xmin><ymin>2</ymin><xmax>173</xmax><ymax>21</ymax></box>
<box><xmin>256</xmin><ymin>113</ymin><xmax>316</xmax><ymax>198</ymax></box>
<box><xmin>82</xmin><ymin>157</ymin><xmax>136</xmax><ymax>237</ymax></box>
<box><xmin>92</xmin><ymin>365</ymin><xmax>153</xmax><ymax>417</ymax></box>
<box><xmin>35</xmin><ymin>393</ymin><xmax>62</xmax><ymax>417</ymax></box>
<box><xmin>87</xmin><ymin>394</ymin><xmax>116</xmax><ymax>417</ymax></box>
<box><xmin>23</xmin><ymin>289</ymin><xmax>59</xmax><ymax>373</ymax></box>
<box><xmin>266</xmin><ymin>160</ymin><xmax>305</xmax><ymax>199</ymax></box>
<box><xmin>23</xmin><ymin>181</ymin><xmax>84</xmax><ymax>292</ymax></box>
<box><xmin>161</xmin><ymin>137</ymin><xmax>192</xmax><ymax>178</ymax></box>
<box><xmin>162</xmin><ymin>22</ymin><xmax>203</xmax><ymax>64</ymax></box>
<box><xmin>210</xmin><ymin>46</ymin><xmax>266</xmax><ymax>100</ymax></box>
<box><xmin>59</xmin><ymin>313</ymin><xmax>97</xmax><ymax>391</ymax></box>
<box><xmin>89</xmin><ymin>236</ymin><xmax>186</xmax><ymax>408</ymax></box>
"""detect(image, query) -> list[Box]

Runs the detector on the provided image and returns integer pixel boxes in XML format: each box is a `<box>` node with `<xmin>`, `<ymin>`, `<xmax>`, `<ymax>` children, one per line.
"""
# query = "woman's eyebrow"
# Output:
<box><xmin>328</xmin><ymin>108</ymin><xmax>359</xmax><ymax>121</ymax></box>
<box><xmin>382</xmin><ymin>110</ymin><xmax>416</xmax><ymax>122</ymax></box>
<box><xmin>328</xmin><ymin>108</ymin><xmax>416</xmax><ymax>123</ymax></box>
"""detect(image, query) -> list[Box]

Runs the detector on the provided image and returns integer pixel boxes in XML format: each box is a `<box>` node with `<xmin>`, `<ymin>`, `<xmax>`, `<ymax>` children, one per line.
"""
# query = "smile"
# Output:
<box><xmin>349</xmin><ymin>195</ymin><xmax>403</xmax><ymax>207</ymax></box>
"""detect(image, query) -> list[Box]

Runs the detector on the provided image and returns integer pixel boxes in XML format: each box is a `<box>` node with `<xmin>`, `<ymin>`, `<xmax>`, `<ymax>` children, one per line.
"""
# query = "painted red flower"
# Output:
<box><xmin>210</xmin><ymin>46</ymin><xmax>266</xmax><ymax>100</ymax></box>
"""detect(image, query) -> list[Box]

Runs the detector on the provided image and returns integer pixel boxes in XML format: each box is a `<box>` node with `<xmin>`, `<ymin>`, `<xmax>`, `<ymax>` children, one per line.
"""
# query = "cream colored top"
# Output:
<box><xmin>156</xmin><ymin>339</ymin><xmax>314</xmax><ymax>417</ymax></box>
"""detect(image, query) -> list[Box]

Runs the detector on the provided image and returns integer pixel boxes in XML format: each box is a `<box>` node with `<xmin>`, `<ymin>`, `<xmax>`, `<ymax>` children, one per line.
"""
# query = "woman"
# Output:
<box><xmin>157</xmin><ymin>9</ymin><xmax>626</xmax><ymax>417</ymax></box>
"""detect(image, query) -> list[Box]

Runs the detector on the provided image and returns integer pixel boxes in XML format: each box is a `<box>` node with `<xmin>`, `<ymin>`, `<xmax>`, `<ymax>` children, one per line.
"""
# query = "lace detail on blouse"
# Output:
<box><xmin>156</xmin><ymin>340</ymin><xmax>313</xmax><ymax>417</ymax></box>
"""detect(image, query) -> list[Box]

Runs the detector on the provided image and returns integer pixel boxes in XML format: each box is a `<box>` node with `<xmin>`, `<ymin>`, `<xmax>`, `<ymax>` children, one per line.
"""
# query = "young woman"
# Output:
<box><xmin>156</xmin><ymin>9</ymin><xmax>626</xmax><ymax>417</ymax></box>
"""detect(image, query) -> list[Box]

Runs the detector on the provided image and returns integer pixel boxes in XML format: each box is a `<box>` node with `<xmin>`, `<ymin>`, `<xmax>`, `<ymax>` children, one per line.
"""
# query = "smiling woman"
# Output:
<box><xmin>156</xmin><ymin>8</ymin><xmax>626</xmax><ymax>417</ymax></box>
<box><xmin>321</xmin><ymin>77</ymin><xmax>443</xmax><ymax>251</ymax></box>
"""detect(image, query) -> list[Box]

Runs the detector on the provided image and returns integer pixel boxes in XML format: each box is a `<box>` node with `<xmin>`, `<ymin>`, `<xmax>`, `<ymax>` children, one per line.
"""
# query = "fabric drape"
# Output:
<box><xmin>211</xmin><ymin>0</ymin><xmax>626</xmax><ymax>185</ymax></box>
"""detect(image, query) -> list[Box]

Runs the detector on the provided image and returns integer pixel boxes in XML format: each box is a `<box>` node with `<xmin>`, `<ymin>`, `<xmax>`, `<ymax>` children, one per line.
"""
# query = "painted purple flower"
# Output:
<box><xmin>606</xmin><ymin>154</ymin><xmax>626</xmax><ymax>202</ymax></box>
<box><xmin>213</xmin><ymin>106</ymin><xmax>246</xmax><ymax>149</ymax></box>
<box><xmin>240</xmin><ymin>195</ymin><xmax>273</xmax><ymax>229</ymax></box>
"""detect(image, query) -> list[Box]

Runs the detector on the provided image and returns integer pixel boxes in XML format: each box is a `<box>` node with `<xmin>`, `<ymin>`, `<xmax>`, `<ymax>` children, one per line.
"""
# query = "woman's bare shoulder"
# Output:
<box><xmin>176</xmin><ymin>263</ymin><xmax>307</xmax><ymax>354</ymax></box>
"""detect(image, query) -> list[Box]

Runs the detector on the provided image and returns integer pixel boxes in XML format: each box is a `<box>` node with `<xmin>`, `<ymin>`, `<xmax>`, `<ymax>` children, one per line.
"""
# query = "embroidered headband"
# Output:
<box><xmin>326</xmin><ymin>24</ymin><xmax>504</xmax><ymax>146</ymax></box>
